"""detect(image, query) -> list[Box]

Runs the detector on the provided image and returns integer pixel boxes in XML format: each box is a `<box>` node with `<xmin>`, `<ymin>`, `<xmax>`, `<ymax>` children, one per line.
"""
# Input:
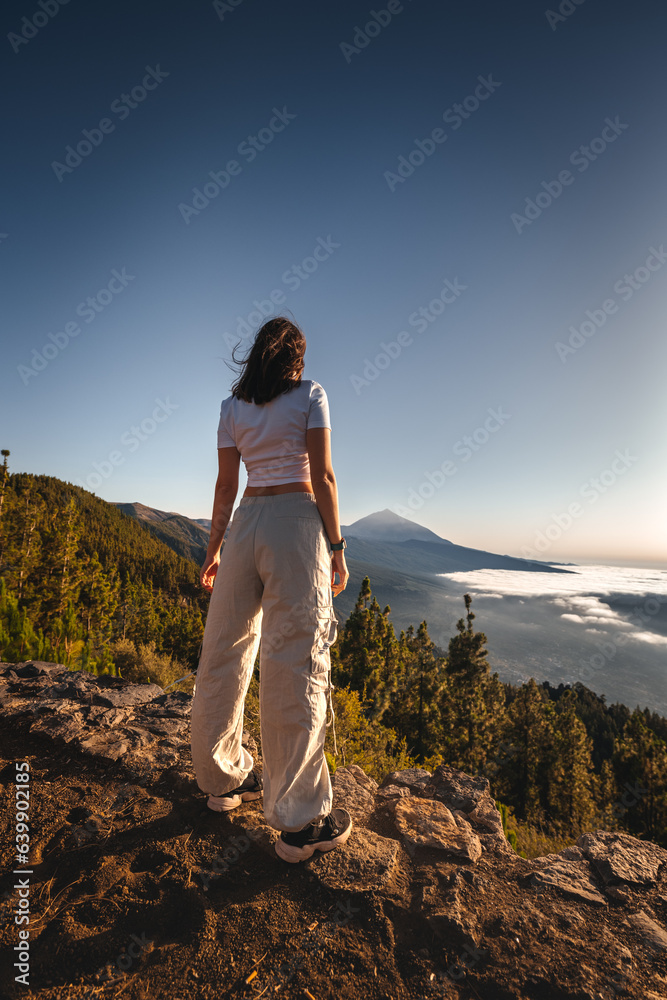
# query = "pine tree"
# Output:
<box><xmin>14</xmin><ymin>485</ymin><xmax>45</xmax><ymax>603</ymax></box>
<box><xmin>497</xmin><ymin>677</ymin><xmax>555</xmax><ymax>826</ymax></box>
<box><xmin>612</xmin><ymin>710</ymin><xmax>667</xmax><ymax>844</ymax></box>
<box><xmin>440</xmin><ymin>594</ymin><xmax>506</xmax><ymax>775</ymax></box>
<box><xmin>385</xmin><ymin>621</ymin><xmax>445</xmax><ymax>759</ymax></box>
<box><xmin>547</xmin><ymin>689</ymin><xmax>597</xmax><ymax>835</ymax></box>
<box><xmin>79</xmin><ymin>553</ymin><xmax>119</xmax><ymax>637</ymax></box>
<box><xmin>0</xmin><ymin>449</ymin><xmax>10</xmax><ymax>561</ymax></box>
<box><xmin>41</xmin><ymin>496</ymin><xmax>83</xmax><ymax>618</ymax></box>
<box><xmin>333</xmin><ymin>576</ymin><xmax>396</xmax><ymax>716</ymax></box>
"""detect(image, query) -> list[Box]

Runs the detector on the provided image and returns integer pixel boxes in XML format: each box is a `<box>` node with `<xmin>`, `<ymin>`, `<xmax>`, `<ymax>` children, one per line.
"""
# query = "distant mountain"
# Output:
<box><xmin>342</xmin><ymin>508</ymin><xmax>452</xmax><ymax>545</ymax></box>
<box><xmin>111</xmin><ymin>502</ymin><xmax>210</xmax><ymax>565</ymax></box>
<box><xmin>341</xmin><ymin>510</ymin><xmax>568</xmax><ymax>577</ymax></box>
<box><xmin>112</xmin><ymin>502</ymin><xmax>572</xmax><ymax>638</ymax></box>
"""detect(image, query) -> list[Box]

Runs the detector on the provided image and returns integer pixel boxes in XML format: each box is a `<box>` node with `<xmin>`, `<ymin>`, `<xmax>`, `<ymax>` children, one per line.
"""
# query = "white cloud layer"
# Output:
<box><xmin>440</xmin><ymin>564</ymin><xmax>667</xmax><ymax>646</ymax></box>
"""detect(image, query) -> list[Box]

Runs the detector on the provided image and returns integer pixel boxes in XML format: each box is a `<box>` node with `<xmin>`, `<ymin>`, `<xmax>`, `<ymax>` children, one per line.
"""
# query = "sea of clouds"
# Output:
<box><xmin>437</xmin><ymin>564</ymin><xmax>667</xmax><ymax>715</ymax></box>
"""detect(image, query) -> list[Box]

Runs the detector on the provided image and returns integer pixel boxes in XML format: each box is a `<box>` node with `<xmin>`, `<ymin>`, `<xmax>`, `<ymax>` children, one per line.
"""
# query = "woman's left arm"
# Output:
<box><xmin>200</xmin><ymin>447</ymin><xmax>241</xmax><ymax>590</ymax></box>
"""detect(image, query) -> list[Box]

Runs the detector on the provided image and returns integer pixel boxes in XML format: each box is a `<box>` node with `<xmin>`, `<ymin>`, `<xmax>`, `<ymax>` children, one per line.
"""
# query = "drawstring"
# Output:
<box><xmin>314</xmin><ymin>602</ymin><xmax>339</xmax><ymax>758</ymax></box>
<box><xmin>326</xmin><ymin>674</ymin><xmax>337</xmax><ymax>756</ymax></box>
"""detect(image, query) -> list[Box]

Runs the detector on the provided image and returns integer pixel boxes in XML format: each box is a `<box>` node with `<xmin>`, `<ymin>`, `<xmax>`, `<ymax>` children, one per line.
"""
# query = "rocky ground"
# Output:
<box><xmin>1</xmin><ymin>660</ymin><xmax>667</xmax><ymax>999</ymax></box>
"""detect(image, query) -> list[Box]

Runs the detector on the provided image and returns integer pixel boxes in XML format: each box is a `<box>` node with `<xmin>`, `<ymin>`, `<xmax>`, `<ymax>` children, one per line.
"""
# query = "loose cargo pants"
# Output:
<box><xmin>190</xmin><ymin>492</ymin><xmax>338</xmax><ymax>832</ymax></box>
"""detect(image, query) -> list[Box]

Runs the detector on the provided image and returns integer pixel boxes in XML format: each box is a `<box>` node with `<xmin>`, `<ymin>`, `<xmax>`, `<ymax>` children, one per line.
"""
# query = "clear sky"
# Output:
<box><xmin>3</xmin><ymin>0</ymin><xmax>666</xmax><ymax>567</ymax></box>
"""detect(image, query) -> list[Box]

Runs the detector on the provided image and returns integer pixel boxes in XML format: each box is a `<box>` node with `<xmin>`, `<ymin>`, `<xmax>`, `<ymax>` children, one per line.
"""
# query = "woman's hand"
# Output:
<box><xmin>331</xmin><ymin>550</ymin><xmax>349</xmax><ymax>596</ymax></box>
<box><xmin>200</xmin><ymin>551</ymin><xmax>220</xmax><ymax>591</ymax></box>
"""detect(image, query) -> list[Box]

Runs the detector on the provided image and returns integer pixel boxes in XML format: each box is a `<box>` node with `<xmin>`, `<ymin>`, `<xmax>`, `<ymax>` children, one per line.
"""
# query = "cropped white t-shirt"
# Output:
<box><xmin>216</xmin><ymin>379</ymin><xmax>331</xmax><ymax>487</ymax></box>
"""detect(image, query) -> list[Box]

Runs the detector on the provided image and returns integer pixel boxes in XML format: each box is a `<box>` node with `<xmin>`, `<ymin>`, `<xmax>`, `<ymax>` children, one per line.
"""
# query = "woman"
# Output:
<box><xmin>190</xmin><ymin>316</ymin><xmax>352</xmax><ymax>863</ymax></box>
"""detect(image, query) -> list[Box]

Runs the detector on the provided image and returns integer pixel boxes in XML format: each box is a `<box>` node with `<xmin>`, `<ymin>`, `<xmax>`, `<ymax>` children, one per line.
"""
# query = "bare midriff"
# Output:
<box><xmin>243</xmin><ymin>481</ymin><xmax>313</xmax><ymax>497</ymax></box>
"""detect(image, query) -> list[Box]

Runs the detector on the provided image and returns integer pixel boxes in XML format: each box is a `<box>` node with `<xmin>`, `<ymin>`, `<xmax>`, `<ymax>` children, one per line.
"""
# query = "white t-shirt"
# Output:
<box><xmin>217</xmin><ymin>379</ymin><xmax>331</xmax><ymax>486</ymax></box>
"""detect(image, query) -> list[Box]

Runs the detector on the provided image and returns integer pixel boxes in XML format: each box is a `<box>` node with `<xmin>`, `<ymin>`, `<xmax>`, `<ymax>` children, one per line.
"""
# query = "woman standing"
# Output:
<box><xmin>190</xmin><ymin>317</ymin><xmax>352</xmax><ymax>863</ymax></box>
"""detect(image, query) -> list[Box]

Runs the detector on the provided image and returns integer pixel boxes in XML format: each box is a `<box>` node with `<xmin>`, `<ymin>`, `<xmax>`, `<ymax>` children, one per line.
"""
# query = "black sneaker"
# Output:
<box><xmin>274</xmin><ymin>808</ymin><xmax>353</xmax><ymax>863</ymax></box>
<box><xmin>207</xmin><ymin>770</ymin><xmax>263</xmax><ymax>812</ymax></box>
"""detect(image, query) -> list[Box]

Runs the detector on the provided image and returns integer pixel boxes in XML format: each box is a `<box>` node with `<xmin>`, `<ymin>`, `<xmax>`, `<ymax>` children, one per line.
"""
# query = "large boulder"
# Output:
<box><xmin>577</xmin><ymin>830</ymin><xmax>667</xmax><ymax>887</ymax></box>
<box><xmin>389</xmin><ymin>797</ymin><xmax>482</xmax><ymax>862</ymax></box>
<box><xmin>332</xmin><ymin>764</ymin><xmax>378</xmax><ymax>823</ymax></box>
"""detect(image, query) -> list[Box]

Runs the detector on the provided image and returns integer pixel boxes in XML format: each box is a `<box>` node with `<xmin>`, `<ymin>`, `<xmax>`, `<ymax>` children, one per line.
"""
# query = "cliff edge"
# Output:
<box><xmin>1</xmin><ymin>660</ymin><xmax>667</xmax><ymax>999</ymax></box>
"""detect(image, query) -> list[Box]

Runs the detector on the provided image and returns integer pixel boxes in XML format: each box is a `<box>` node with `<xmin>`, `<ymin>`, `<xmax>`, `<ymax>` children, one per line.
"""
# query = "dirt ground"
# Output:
<box><xmin>3</xmin><ymin>715</ymin><xmax>667</xmax><ymax>1000</ymax></box>
<box><xmin>0</xmin><ymin>719</ymin><xmax>472</xmax><ymax>1000</ymax></box>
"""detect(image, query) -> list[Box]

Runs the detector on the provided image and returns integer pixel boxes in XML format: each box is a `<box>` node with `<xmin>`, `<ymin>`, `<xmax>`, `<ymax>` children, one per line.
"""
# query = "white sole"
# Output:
<box><xmin>207</xmin><ymin>790</ymin><xmax>262</xmax><ymax>812</ymax></box>
<box><xmin>274</xmin><ymin>819</ymin><xmax>353</xmax><ymax>863</ymax></box>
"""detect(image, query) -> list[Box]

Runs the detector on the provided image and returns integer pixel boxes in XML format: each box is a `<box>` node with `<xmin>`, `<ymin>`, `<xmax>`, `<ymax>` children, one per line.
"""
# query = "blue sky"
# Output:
<box><xmin>2</xmin><ymin>0</ymin><xmax>666</xmax><ymax>566</ymax></box>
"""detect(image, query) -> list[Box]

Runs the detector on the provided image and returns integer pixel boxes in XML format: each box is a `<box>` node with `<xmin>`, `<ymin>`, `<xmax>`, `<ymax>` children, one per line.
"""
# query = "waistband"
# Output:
<box><xmin>238</xmin><ymin>492</ymin><xmax>317</xmax><ymax>506</ymax></box>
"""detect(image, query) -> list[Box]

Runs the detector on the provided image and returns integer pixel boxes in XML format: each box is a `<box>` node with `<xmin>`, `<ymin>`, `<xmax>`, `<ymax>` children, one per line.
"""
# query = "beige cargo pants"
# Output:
<box><xmin>190</xmin><ymin>492</ymin><xmax>338</xmax><ymax>832</ymax></box>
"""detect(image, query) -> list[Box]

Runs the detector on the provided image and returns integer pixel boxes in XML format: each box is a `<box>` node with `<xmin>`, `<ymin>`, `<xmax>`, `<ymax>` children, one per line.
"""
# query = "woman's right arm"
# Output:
<box><xmin>306</xmin><ymin>427</ymin><xmax>349</xmax><ymax>596</ymax></box>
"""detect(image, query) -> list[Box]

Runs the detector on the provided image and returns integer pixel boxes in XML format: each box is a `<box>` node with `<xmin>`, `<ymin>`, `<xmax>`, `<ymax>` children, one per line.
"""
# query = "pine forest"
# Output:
<box><xmin>2</xmin><ymin>458</ymin><xmax>666</xmax><ymax>857</ymax></box>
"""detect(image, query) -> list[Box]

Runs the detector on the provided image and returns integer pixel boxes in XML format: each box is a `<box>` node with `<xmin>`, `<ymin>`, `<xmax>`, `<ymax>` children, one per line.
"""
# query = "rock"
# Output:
<box><xmin>428</xmin><ymin>901</ymin><xmax>482</xmax><ymax>952</ymax></box>
<box><xmin>389</xmin><ymin>798</ymin><xmax>482</xmax><ymax>862</ymax></box>
<box><xmin>426</xmin><ymin>764</ymin><xmax>491</xmax><ymax>812</ymax></box>
<box><xmin>380</xmin><ymin>768</ymin><xmax>432</xmax><ymax>794</ymax></box>
<box><xmin>528</xmin><ymin>857</ymin><xmax>607</xmax><ymax>906</ymax></box>
<box><xmin>313</xmin><ymin>828</ymin><xmax>399</xmax><ymax>892</ymax></box>
<box><xmin>558</xmin><ymin>845</ymin><xmax>585</xmax><ymax>861</ymax></box>
<box><xmin>4</xmin><ymin>660</ymin><xmax>69</xmax><ymax>678</ymax></box>
<box><xmin>78</xmin><ymin>732</ymin><xmax>130</xmax><ymax>761</ymax></box>
<box><xmin>606</xmin><ymin>886</ymin><xmax>631</xmax><ymax>903</ymax></box>
<box><xmin>375</xmin><ymin>784</ymin><xmax>410</xmax><ymax>802</ymax></box>
<box><xmin>30</xmin><ymin>708</ymin><xmax>87</xmax><ymax>743</ymax></box>
<box><xmin>423</xmin><ymin>764</ymin><xmax>511</xmax><ymax>856</ymax></box>
<box><xmin>577</xmin><ymin>830</ymin><xmax>666</xmax><ymax>887</ymax></box>
<box><xmin>93</xmin><ymin>683</ymin><xmax>164</xmax><ymax>708</ymax></box>
<box><xmin>332</xmin><ymin>766</ymin><xmax>377</xmax><ymax>824</ymax></box>
<box><xmin>628</xmin><ymin>910</ymin><xmax>667</xmax><ymax>952</ymax></box>
<box><xmin>467</xmin><ymin>796</ymin><xmax>505</xmax><ymax>836</ymax></box>
<box><xmin>344</xmin><ymin>763</ymin><xmax>378</xmax><ymax>794</ymax></box>
<box><xmin>144</xmin><ymin>691</ymin><xmax>192</xmax><ymax>716</ymax></box>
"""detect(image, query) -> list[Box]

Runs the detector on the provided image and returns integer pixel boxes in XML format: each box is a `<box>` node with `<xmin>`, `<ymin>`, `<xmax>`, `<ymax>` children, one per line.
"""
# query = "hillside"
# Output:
<box><xmin>2</xmin><ymin>660</ymin><xmax>667</xmax><ymax>999</ymax></box>
<box><xmin>0</xmin><ymin>473</ymin><xmax>206</xmax><ymax>673</ymax></box>
<box><xmin>110</xmin><ymin>502</ymin><xmax>570</xmax><ymax>638</ymax></box>
<box><xmin>110</xmin><ymin>501</ymin><xmax>211</xmax><ymax>566</ymax></box>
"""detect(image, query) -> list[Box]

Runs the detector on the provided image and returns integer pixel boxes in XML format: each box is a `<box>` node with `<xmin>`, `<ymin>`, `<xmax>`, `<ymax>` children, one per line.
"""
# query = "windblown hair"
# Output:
<box><xmin>230</xmin><ymin>317</ymin><xmax>306</xmax><ymax>404</ymax></box>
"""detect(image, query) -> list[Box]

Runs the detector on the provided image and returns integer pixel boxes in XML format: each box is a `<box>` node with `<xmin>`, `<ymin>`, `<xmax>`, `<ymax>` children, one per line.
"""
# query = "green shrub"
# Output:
<box><xmin>109</xmin><ymin>638</ymin><xmax>192</xmax><ymax>691</ymax></box>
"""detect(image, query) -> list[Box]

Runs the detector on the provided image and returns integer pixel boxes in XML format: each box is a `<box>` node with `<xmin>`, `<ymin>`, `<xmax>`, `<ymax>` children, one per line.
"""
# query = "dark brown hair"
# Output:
<box><xmin>230</xmin><ymin>317</ymin><xmax>306</xmax><ymax>404</ymax></box>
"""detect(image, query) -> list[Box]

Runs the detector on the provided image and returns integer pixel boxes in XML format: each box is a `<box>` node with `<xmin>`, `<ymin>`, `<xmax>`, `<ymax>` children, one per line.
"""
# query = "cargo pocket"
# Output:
<box><xmin>310</xmin><ymin>605</ymin><xmax>339</xmax><ymax>674</ymax></box>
